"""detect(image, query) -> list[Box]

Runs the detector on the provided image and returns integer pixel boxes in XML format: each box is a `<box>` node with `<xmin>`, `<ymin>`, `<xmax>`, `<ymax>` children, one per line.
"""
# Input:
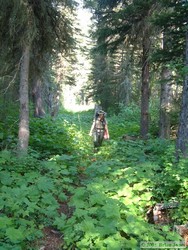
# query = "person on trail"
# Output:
<box><xmin>89</xmin><ymin>110</ymin><xmax>109</xmax><ymax>150</ymax></box>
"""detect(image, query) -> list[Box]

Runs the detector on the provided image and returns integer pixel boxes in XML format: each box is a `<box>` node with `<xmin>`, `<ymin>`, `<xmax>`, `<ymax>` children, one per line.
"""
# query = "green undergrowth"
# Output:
<box><xmin>0</xmin><ymin>111</ymin><xmax>93</xmax><ymax>249</ymax></box>
<box><xmin>0</xmin><ymin>150</ymin><xmax>83</xmax><ymax>249</ymax></box>
<box><xmin>108</xmin><ymin>105</ymin><xmax>140</xmax><ymax>139</ymax></box>
<box><xmin>0</xmin><ymin>108</ymin><xmax>188</xmax><ymax>249</ymax></box>
<box><xmin>58</xmin><ymin>138</ymin><xmax>188</xmax><ymax>249</ymax></box>
<box><xmin>29</xmin><ymin>112</ymin><xmax>93</xmax><ymax>158</ymax></box>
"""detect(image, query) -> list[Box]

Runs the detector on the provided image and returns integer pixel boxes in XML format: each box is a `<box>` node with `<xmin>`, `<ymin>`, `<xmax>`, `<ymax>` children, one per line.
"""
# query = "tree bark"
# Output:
<box><xmin>176</xmin><ymin>31</ymin><xmax>188</xmax><ymax>158</ymax></box>
<box><xmin>140</xmin><ymin>30</ymin><xmax>150</xmax><ymax>139</ymax></box>
<box><xmin>18</xmin><ymin>45</ymin><xmax>30</xmax><ymax>155</ymax></box>
<box><xmin>159</xmin><ymin>67</ymin><xmax>173</xmax><ymax>139</ymax></box>
<box><xmin>32</xmin><ymin>76</ymin><xmax>45</xmax><ymax>118</ymax></box>
<box><xmin>119</xmin><ymin>76</ymin><xmax>131</xmax><ymax>105</ymax></box>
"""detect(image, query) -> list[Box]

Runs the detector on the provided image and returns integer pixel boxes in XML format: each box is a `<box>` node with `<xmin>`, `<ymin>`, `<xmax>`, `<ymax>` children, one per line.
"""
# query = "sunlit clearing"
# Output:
<box><xmin>62</xmin><ymin>0</ymin><xmax>93</xmax><ymax>112</ymax></box>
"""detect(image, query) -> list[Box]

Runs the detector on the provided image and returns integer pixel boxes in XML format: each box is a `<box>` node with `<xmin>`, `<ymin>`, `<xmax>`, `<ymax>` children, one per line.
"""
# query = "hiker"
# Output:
<box><xmin>89</xmin><ymin>110</ymin><xmax>109</xmax><ymax>150</ymax></box>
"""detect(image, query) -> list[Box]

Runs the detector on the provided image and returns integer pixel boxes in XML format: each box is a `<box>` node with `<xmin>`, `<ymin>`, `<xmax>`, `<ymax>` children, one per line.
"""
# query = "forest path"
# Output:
<box><xmin>39</xmin><ymin>143</ymin><xmax>105</xmax><ymax>249</ymax></box>
<box><xmin>35</xmin><ymin>111</ymin><xmax>186</xmax><ymax>249</ymax></box>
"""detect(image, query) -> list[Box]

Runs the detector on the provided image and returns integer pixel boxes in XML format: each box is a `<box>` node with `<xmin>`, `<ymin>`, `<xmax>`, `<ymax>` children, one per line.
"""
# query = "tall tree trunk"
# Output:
<box><xmin>159</xmin><ymin>67</ymin><xmax>173</xmax><ymax>138</ymax></box>
<box><xmin>119</xmin><ymin>76</ymin><xmax>131</xmax><ymax>105</ymax></box>
<box><xmin>140</xmin><ymin>30</ymin><xmax>150</xmax><ymax>139</ymax></box>
<box><xmin>176</xmin><ymin>30</ymin><xmax>188</xmax><ymax>158</ymax></box>
<box><xmin>18</xmin><ymin>45</ymin><xmax>30</xmax><ymax>155</ymax></box>
<box><xmin>32</xmin><ymin>76</ymin><xmax>45</xmax><ymax>117</ymax></box>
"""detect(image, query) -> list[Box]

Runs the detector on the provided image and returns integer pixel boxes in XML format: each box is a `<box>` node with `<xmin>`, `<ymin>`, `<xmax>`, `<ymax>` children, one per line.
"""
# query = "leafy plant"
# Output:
<box><xmin>0</xmin><ymin>110</ymin><xmax>186</xmax><ymax>249</ymax></box>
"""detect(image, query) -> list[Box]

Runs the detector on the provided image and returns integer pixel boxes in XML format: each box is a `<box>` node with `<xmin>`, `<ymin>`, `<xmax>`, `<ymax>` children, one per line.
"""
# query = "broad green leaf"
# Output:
<box><xmin>98</xmin><ymin>219</ymin><xmax>118</xmax><ymax>236</ymax></box>
<box><xmin>58</xmin><ymin>192</ymin><xmax>67</xmax><ymax>202</ymax></box>
<box><xmin>89</xmin><ymin>193</ymin><xmax>106</xmax><ymax>206</ymax></box>
<box><xmin>126</xmin><ymin>214</ymin><xmax>136</xmax><ymax>223</ymax></box>
<box><xmin>75</xmin><ymin>208</ymin><xmax>88</xmax><ymax>217</ymax></box>
<box><xmin>183</xmin><ymin>207</ymin><xmax>188</xmax><ymax>213</ymax></box>
<box><xmin>27</xmin><ymin>188</ymin><xmax>40</xmax><ymax>202</ymax></box>
<box><xmin>6</xmin><ymin>227</ymin><xmax>24</xmax><ymax>243</ymax></box>
<box><xmin>63</xmin><ymin>177</ymin><xmax>73</xmax><ymax>183</ymax></box>
<box><xmin>117</xmin><ymin>185</ymin><xmax>132</xmax><ymax>197</ymax></box>
<box><xmin>0</xmin><ymin>216</ymin><xmax>12</xmax><ymax>229</ymax></box>
<box><xmin>80</xmin><ymin>219</ymin><xmax>96</xmax><ymax>233</ymax></box>
<box><xmin>0</xmin><ymin>171</ymin><xmax>13</xmax><ymax>185</ymax></box>
<box><xmin>53</xmin><ymin>214</ymin><xmax>66</xmax><ymax>230</ymax></box>
<box><xmin>41</xmin><ymin>193</ymin><xmax>58</xmax><ymax>205</ymax></box>
<box><xmin>102</xmin><ymin>202</ymin><xmax>120</xmax><ymax>219</ymax></box>
<box><xmin>70</xmin><ymin>187</ymin><xmax>88</xmax><ymax>207</ymax></box>
<box><xmin>0</xmin><ymin>245</ymin><xmax>22</xmax><ymax>250</ymax></box>
<box><xmin>76</xmin><ymin>238</ymin><xmax>91</xmax><ymax>249</ymax></box>
<box><xmin>133</xmin><ymin>182</ymin><xmax>146</xmax><ymax>191</ymax></box>
<box><xmin>37</xmin><ymin>176</ymin><xmax>54</xmax><ymax>191</ymax></box>
<box><xmin>104</xmin><ymin>235</ymin><xmax>122</xmax><ymax>250</ymax></box>
<box><xmin>124</xmin><ymin>237</ymin><xmax>138</xmax><ymax>249</ymax></box>
<box><xmin>72</xmin><ymin>199</ymin><xmax>88</xmax><ymax>209</ymax></box>
<box><xmin>140</xmin><ymin>192</ymin><xmax>152</xmax><ymax>201</ymax></box>
<box><xmin>0</xmin><ymin>150</ymin><xmax>12</xmax><ymax>163</ymax></box>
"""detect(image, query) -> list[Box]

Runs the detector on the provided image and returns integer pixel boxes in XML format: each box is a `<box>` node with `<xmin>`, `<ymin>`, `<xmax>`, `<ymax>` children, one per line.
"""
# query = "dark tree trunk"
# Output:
<box><xmin>32</xmin><ymin>76</ymin><xmax>45</xmax><ymax>117</ymax></box>
<box><xmin>140</xmin><ymin>31</ymin><xmax>150</xmax><ymax>139</ymax></box>
<box><xmin>18</xmin><ymin>45</ymin><xmax>30</xmax><ymax>155</ymax></box>
<box><xmin>176</xmin><ymin>31</ymin><xmax>188</xmax><ymax>158</ymax></box>
<box><xmin>159</xmin><ymin>67</ymin><xmax>173</xmax><ymax>139</ymax></box>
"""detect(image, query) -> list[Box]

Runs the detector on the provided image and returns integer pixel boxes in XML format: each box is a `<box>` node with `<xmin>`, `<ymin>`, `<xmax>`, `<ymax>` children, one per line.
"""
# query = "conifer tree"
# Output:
<box><xmin>0</xmin><ymin>0</ymin><xmax>76</xmax><ymax>154</ymax></box>
<box><xmin>152</xmin><ymin>0</ymin><xmax>188</xmax><ymax>153</ymax></box>
<box><xmin>176</xmin><ymin>30</ymin><xmax>188</xmax><ymax>158</ymax></box>
<box><xmin>85</xmin><ymin>0</ymin><xmax>158</xmax><ymax>138</ymax></box>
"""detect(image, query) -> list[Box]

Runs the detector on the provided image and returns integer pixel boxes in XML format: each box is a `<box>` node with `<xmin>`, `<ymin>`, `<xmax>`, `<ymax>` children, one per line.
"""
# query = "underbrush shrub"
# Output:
<box><xmin>167</xmin><ymin>158</ymin><xmax>188</xmax><ymax>224</ymax></box>
<box><xmin>108</xmin><ymin>104</ymin><xmax>140</xmax><ymax>140</ymax></box>
<box><xmin>29</xmin><ymin>113</ymin><xmax>93</xmax><ymax>159</ymax></box>
<box><xmin>29</xmin><ymin>117</ymin><xmax>72</xmax><ymax>158</ymax></box>
<box><xmin>0</xmin><ymin>109</ymin><xmax>186</xmax><ymax>249</ymax></box>
<box><xmin>0</xmin><ymin>116</ymin><xmax>18</xmax><ymax>150</ymax></box>
<box><xmin>0</xmin><ymin>150</ymin><xmax>80</xmax><ymax>249</ymax></box>
<box><xmin>56</xmin><ymin>157</ymin><xmax>182</xmax><ymax>249</ymax></box>
<box><xmin>52</xmin><ymin>137</ymin><xmax>181</xmax><ymax>249</ymax></box>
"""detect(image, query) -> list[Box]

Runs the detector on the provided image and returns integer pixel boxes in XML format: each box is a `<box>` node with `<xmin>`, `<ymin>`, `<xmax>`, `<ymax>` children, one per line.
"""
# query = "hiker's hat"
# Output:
<box><xmin>97</xmin><ymin>110</ymin><xmax>105</xmax><ymax>115</ymax></box>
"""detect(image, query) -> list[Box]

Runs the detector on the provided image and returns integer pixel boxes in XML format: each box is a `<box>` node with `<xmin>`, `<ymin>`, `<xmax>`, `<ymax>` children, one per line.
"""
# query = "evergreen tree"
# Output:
<box><xmin>152</xmin><ymin>0</ymin><xmax>188</xmax><ymax>152</ymax></box>
<box><xmin>0</xmin><ymin>0</ymin><xmax>76</xmax><ymax>154</ymax></box>
<box><xmin>85</xmin><ymin>0</ymin><xmax>158</xmax><ymax>138</ymax></box>
<box><xmin>176</xmin><ymin>30</ymin><xmax>188</xmax><ymax>158</ymax></box>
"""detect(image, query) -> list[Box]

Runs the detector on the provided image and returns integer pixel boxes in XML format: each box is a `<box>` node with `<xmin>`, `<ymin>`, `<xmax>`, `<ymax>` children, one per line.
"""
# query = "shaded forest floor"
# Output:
<box><xmin>0</xmin><ymin>108</ymin><xmax>188</xmax><ymax>249</ymax></box>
